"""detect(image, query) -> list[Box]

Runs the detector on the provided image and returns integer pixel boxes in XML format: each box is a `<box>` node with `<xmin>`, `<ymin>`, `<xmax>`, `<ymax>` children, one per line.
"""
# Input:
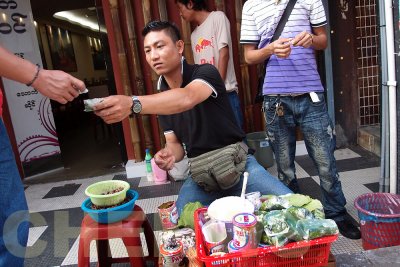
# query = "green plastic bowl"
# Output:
<box><xmin>85</xmin><ymin>180</ymin><xmax>130</xmax><ymax>207</ymax></box>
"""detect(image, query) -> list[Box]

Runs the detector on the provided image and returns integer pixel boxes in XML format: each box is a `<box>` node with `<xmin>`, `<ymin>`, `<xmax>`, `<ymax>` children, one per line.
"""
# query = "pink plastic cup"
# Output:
<box><xmin>151</xmin><ymin>158</ymin><xmax>167</xmax><ymax>184</ymax></box>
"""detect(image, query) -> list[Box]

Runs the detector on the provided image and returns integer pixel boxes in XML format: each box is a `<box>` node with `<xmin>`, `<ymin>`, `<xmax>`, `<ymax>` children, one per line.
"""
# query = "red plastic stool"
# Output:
<box><xmin>78</xmin><ymin>205</ymin><xmax>158</xmax><ymax>267</ymax></box>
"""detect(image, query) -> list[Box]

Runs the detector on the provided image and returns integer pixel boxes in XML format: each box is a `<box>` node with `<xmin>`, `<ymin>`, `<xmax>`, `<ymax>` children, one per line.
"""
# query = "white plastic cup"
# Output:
<box><xmin>202</xmin><ymin>220</ymin><xmax>227</xmax><ymax>255</ymax></box>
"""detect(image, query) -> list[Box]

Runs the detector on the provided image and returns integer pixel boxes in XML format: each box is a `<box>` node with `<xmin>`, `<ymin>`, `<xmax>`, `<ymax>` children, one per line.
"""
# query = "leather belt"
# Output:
<box><xmin>266</xmin><ymin>93</ymin><xmax>307</xmax><ymax>97</ymax></box>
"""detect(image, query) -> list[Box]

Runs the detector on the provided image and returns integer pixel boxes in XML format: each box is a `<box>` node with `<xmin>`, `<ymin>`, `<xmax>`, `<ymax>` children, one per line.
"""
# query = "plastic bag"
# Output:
<box><xmin>297</xmin><ymin>219</ymin><xmax>338</xmax><ymax>240</ymax></box>
<box><xmin>260</xmin><ymin>195</ymin><xmax>290</xmax><ymax>211</ymax></box>
<box><xmin>169</xmin><ymin>156</ymin><xmax>189</xmax><ymax>181</ymax></box>
<box><xmin>303</xmin><ymin>199</ymin><xmax>325</xmax><ymax>219</ymax></box>
<box><xmin>178</xmin><ymin>202</ymin><xmax>203</xmax><ymax>229</ymax></box>
<box><xmin>284</xmin><ymin>207</ymin><xmax>313</xmax><ymax>242</ymax></box>
<box><xmin>281</xmin><ymin>193</ymin><xmax>312</xmax><ymax>207</ymax></box>
<box><xmin>262</xmin><ymin>210</ymin><xmax>290</xmax><ymax>246</ymax></box>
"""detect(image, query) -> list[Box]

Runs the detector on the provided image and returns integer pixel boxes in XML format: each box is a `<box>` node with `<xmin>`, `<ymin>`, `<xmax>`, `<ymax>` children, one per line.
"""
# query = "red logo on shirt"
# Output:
<box><xmin>195</xmin><ymin>37</ymin><xmax>214</xmax><ymax>53</ymax></box>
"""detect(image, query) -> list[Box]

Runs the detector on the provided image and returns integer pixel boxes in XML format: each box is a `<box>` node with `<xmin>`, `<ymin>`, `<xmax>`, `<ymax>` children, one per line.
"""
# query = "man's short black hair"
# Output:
<box><xmin>175</xmin><ymin>0</ymin><xmax>208</xmax><ymax>11</ymax></box>
<box><xmin>142</xmin><ymin>21</ymin><xmax>181</xmax><ymax>42</ymax></box>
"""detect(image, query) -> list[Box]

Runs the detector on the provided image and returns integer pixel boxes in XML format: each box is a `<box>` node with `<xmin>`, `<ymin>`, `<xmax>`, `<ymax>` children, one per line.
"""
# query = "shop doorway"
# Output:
<box><xmin>26</xmin><ymin>0</ymin><xmax>125</xmax><ymax>182</ymax></box>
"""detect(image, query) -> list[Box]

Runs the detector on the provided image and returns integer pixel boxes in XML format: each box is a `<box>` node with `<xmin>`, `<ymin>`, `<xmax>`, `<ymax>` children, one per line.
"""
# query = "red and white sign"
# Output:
<box><xmin>0</xmin><ymin>0</ymin><xmax>60</xmax><ymax>164</ymax></box>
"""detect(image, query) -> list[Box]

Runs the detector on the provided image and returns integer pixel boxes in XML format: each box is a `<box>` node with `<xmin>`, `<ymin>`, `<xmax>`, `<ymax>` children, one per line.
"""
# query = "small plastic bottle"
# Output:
<box><xmin>145</xmin><ymin>148</ymin><xmax>154</xmax><ymax>182</ymax></box>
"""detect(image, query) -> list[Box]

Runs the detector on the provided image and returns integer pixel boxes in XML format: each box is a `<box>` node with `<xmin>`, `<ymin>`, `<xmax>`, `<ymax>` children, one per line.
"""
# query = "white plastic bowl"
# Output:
<box><xmin>207</xmin><ymin>196</ymin><xmax>255</xmax><ymax>222</ymax></box>
<box><xmin>85</xmin><ymin>180</ymin><xmax>130</xmax><ymax>207</ymax></box>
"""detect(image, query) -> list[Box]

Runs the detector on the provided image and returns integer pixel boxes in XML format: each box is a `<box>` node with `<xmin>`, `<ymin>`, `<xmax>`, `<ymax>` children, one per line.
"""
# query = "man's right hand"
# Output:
<box><xmin>33</xmin><ymin>69</ymin><xmax>85</xmax><ymax>104</ymax></box>
<box><xmin>154</xmin><ymin>148</ymin><xmax>176</xmax><ymax>171</ymax></box>
<box><xmin>269</xmin><ymin>37</ymin><xmax>292</xmax><ymax>58</ymax></box>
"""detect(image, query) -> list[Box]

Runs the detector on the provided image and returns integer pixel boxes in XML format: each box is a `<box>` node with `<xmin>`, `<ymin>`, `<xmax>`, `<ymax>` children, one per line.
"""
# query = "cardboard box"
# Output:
<box><xmin>125</xmin><ymin>160</ymin><xmax>146</xmax><ymax>178</ymax></box>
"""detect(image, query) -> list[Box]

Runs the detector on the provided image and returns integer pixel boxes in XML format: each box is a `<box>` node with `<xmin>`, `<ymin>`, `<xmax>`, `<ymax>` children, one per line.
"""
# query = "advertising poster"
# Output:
<box><xmin>0</xmin><ymin>1</ymin><xmax>60</xmax><ymax>167</ymax></box>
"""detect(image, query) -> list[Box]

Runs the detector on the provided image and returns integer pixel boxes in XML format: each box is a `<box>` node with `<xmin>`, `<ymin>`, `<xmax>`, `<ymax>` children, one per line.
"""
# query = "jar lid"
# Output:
<box><xmin>160</xmin><ymin>241</ymin><xmax>183</xmax><ymax>256</ymax></box>
<box><xmin>232</xmin><ymin>213</ymin><xmax>257</xmax><ymax>227</ymax></box>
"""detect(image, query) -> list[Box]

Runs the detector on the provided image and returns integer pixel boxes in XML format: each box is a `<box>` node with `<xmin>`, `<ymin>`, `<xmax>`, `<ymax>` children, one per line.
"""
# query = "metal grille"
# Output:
<box><xmin>356</xmin><ymin>0</ymin><xmax>380</xmax><ymax>126</ymax></box>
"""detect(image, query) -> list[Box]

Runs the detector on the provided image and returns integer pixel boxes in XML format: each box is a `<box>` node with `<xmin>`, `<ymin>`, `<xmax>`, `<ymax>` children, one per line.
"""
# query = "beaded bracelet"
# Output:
<box><xmin>26</xmin><ymin>64</ymin><xmax>41</xmax><ymax>87</ymax></box>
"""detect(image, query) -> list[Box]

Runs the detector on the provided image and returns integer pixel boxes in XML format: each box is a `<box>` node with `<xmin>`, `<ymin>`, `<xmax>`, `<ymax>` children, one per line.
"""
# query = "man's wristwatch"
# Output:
<box><xmin>131</xmin><ymin>96</ymin><xmax>142</xmax><ymax>115</ymax></box>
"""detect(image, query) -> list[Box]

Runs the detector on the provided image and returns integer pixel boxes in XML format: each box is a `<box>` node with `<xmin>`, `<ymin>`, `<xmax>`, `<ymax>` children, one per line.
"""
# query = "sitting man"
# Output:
<box><xmin>93</xmin><ymin>20</ymin><xmax>291</xmax><ymax>214</ymax></box>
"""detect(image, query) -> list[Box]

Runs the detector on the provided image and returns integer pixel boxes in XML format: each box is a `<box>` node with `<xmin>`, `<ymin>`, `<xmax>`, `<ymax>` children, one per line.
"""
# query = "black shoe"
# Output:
<box><xmin>335</xmin><ymin>218</ymin><xmax>361</xmax><ymax>239</ymax></box>
<box><xmin>288</xmin><ymin>179</ymin><xmax>300</xmax><ymax>193</ymax></box>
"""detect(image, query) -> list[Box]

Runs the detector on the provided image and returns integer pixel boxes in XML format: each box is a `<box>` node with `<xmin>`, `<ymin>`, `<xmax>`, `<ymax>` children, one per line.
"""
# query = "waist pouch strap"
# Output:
<box><xmin>188</xmin><ymin>142</ymin><xmax>248</xmax><ymax>192</ymax></box>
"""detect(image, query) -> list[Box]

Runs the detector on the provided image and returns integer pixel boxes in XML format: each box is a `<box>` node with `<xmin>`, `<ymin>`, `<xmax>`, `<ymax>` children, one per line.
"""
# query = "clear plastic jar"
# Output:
<box><xmin>245</xmin><ymin>191</ymin><xmax>261</xmax><ymax>211</ymax></box>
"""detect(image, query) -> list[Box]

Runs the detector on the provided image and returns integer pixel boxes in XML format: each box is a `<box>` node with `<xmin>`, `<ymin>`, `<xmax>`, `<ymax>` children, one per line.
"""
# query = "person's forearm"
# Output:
<box><xmin>139</xmin><ymin>88</ymin><xmax>195</xmax><ymax>115</ymax></box>
<box><xmin>310</xmin><ymin>33</ymin><xmax>327</xmax><ymax>50</ymax></box>
<box><xmin>0</xmin><ymin>46</ymin><xmax>37</xmax><ymax>84</ymax></box>
<box><xmin>218</xmin><ymin>47</ymin><xmax>229</xmax><ymax>81</ymax></box>
<box><xmin>244</xmin><ymin>45</ymin><xmax>273</xmax><ymax>65</ymax></box>
<box><xmin>166</xmin><ymin>142</ymin><xmax>185</xmax><ymax>162</ymax></box>
<box><xmin>309</xmin><ymin>26</ymin><xmax>327</xmax><ymax>50</ymax></box>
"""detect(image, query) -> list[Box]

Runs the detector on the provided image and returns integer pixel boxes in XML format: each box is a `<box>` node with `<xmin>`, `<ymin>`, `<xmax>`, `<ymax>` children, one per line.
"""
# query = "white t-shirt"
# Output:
<box><xmin>191</xmin><ymin>11</ymin><xmax>238</xmax><ymax>92</ymax></box>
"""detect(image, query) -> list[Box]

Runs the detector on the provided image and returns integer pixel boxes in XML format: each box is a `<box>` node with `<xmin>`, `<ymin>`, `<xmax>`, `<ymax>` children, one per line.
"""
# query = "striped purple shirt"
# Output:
<box><xmin>240</xmin><ymin>0</ymin><xmax>327</xmax><ymax>94</ymax></box>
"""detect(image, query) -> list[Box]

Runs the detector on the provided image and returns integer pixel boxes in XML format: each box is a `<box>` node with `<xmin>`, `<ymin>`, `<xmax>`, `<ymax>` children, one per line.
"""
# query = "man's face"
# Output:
<box><xmin>143</xmin><ymin>30</ymin><xmax>183</xmax><ymax>76</ymax></box>
<box><xmin>177</xmin><ymin>2</ymin><xmax>194</xmax><ymax>22</ymax></box>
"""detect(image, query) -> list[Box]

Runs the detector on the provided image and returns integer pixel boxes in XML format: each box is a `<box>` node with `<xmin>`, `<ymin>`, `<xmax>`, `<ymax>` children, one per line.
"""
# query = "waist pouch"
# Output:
<box><xmin>188</xmin><ymin>142</ymin><xmax>248</xmax><ymax>192</ymax></box>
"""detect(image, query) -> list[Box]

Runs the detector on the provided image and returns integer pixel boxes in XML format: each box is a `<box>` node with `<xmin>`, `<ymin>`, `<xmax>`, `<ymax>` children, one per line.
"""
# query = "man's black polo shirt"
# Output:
<box><xmin>158</xmin><ymin>59</ymin><xmax>244</xmax><ymax>158</ymax></box>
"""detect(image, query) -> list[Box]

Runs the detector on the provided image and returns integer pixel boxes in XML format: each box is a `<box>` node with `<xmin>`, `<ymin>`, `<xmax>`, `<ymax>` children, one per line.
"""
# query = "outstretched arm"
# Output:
<box><xmin>93</xmin><ymin>79</ymin><xmax>214</xmax><ymax>124</ymax></box>
<box><xmin>0</xmin><ymin>45</ymin><xmax>85</xmax><ymax>104</ymax></box>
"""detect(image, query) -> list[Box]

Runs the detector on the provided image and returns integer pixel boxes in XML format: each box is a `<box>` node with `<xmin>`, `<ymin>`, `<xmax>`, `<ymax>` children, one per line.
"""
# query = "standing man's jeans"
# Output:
<box><xmin>0</xmin><ymin>120</ymin><xmax>29</xmax><ymax>267</ymax></box>
<box><xmin>176</xmin><ymin>154</ymin><xmax>292</xmax><ymax>215</ymax></box>
<box><xmin>263</xmin><ymin>92</ymin><xmax>347</xmax><ymax>220</ymax></box>
<box><xmin>227</xmin><ymin>91</ymin><xmax>243</xmax><ymax>130</ymax></box>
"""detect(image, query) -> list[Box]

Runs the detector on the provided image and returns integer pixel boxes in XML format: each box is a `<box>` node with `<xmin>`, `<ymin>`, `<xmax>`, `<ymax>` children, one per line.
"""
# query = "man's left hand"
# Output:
<box><xmin>291</xmin><ymin>31</ymin><xmax>313</xmax><ymax>48</ymax></box>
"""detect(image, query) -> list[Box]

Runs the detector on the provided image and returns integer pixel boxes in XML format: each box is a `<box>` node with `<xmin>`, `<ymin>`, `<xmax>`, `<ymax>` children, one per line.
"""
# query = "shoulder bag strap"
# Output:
<box><xmin>271</xmin><ymin>0</ymin><xmax>297</xmax><ymax>43</ymax></box>
<box><xmin>263</xmin><ymin>0</ymin><xmax>297</xmax><ymax>69</ymax></box>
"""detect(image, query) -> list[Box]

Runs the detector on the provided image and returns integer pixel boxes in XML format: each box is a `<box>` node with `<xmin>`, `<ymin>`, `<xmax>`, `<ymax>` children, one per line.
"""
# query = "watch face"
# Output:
<box><xmin>133</xmin><ymin>102</ymin><xmax>142</xmax><ymax>113</ymax></box>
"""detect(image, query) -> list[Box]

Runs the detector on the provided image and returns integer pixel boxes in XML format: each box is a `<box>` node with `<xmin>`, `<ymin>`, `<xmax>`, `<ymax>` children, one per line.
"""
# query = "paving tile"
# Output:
<box><xmin>27</xmin><ymin>226</ymin><xmax>48</xmax><ymax>247</ymax></box>
<box><xmin>364</xmin><ymin>182</ymin><xmax>380</xmax><ymax>193</ymax></box>
<box><xmin>43</xmin><ymin>183</ymin><xmax>82</xmax><ymax>199</ymax></box>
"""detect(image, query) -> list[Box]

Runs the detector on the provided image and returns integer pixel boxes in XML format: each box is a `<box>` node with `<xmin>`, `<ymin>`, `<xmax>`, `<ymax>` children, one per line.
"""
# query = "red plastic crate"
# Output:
<box><xmin>195</xmin><ymin>207</ymin><xmax>337</xmax><ymax>267</ymax></box>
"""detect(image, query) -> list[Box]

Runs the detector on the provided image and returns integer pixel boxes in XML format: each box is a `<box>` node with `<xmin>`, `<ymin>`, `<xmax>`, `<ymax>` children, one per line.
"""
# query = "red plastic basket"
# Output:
<box><xmin>354</xmin><ymin>193</ymin><xmax>400</xmax><ymax>250</ymax></box>
<box><xmin>195</xmin><ymin>208</ymin><xmax>337</xmax><ymax>267</ymax></box>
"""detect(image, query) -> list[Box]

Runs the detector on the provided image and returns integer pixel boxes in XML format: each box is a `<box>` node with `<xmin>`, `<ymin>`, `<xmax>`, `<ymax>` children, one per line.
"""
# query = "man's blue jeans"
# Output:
<box><xmin>227</xmin><ymin>91</ymin><xmax>243</xmax><ymax>130</ymax></box>
<box><xmin>0</xmin><ymin>120</ymin><xmax>29</xmax><ymax>267</ymax></box>
<box><xmin>263</xmin><ymin>93</ymin><xmax>347</xmax><ymax>220</ymax></box>
<box><xmin>176</xmin><ymin>154</ymin><xmax>292</xmax><ymax>215</ymax></box>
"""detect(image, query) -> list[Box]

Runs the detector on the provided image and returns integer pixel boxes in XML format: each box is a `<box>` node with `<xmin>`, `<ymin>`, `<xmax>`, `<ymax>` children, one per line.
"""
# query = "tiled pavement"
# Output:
<box><xmin>23</xmin><ymin>145</ymin><xmax>381</xmax><ymax>267</ymax></box>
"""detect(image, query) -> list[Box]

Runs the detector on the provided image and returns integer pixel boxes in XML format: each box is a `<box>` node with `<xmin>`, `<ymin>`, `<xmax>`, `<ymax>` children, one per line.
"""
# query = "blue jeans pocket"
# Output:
<box><xmin>309</xmin><ymin>92</ymin><xmax>326</xmax><ymax>107</ymax></box>
<box><xmin>263</xmin><ymin>96</ymin><xmax>279</xmax><ymax>125</ymax></box>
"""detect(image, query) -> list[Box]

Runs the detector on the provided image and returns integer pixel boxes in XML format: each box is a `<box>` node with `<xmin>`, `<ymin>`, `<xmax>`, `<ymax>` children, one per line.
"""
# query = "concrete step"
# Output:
<box><xmin>358</xmin><ymin>125</ymin><xmax>381</xmax><ymax>157</ymax></box>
